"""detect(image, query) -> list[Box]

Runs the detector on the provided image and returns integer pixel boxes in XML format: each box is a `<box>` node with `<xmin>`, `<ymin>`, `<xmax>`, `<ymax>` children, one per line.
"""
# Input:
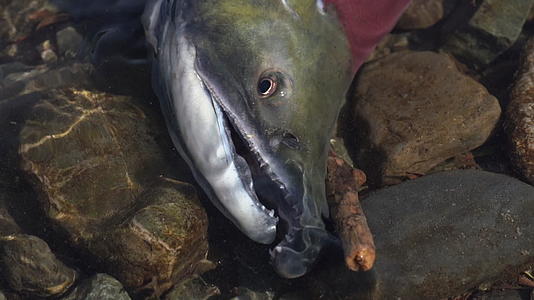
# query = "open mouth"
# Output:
<box><xmin>211</xmin><ymin>98</ymin><xmax>292</xmax><ymax>240</ymax></box>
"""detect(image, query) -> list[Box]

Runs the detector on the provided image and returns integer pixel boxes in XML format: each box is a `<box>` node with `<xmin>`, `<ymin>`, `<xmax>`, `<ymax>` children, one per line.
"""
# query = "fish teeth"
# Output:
<box><xmin>268</xmin><ymin>209</ymin><xmax>275</xmax><ymax>217</ymax></box>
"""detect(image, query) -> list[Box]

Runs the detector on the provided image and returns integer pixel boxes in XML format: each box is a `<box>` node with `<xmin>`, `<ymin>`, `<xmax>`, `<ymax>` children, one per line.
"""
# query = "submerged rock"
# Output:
<box><xmin>349</xmin><ymin>51</ymin><xmax>501</xmax><ymax>186</ymax></box>
<box><xmin>443</xmin><ymin>0</ymin><xmax>534</xmax><ymax>66</ymax></box>
<box><xmin>165</xmin><ymin>276</ymin><xmax>220</xmax><ymax>300</ymax></box>
<box><xmin>317</xmin><ymin>170</ymin><xmax>534</xmax><ymax>299</ymax></box>
<box><xmin>506</xmin><ymin>37</ymin><xmax>534</xmax><ymax>184</ymax></box>
<box><xmin>18</xmin><ymin>88</ymin><xmax>209</xmax><ymax>294</ymax></box>
<box><xmin>56</xmin><ymin>27</ymin><xmax>83</xmax><ymax>58</ymax></box>
<box><xmin>0</xmin><ymin>234</ymin><xmax>77</xmax><ymax>297</ymax></box>
<box><xmin>396</xmin><ymin>0</ymin><xmax>445</xmax><ymax>30</ymax></box>
<box><xmin>0</xmin><ymin>191</ymin><xmax>21</xmax><ymax>236</ymax></box>
<box><xmin>61</xmin><ymin>274</ymin><xmax>131</xmax><ymax>300</ymax></box>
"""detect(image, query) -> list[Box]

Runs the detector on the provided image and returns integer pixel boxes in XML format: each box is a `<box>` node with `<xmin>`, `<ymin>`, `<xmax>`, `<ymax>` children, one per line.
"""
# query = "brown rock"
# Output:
<box><xmin>506</xmin><ymin>37</ymin><xmax>534</xmax><ymax>184</ymax></box>
<box><xmin>89</xmin><ymin>180</ymin><xmax>209</xmax><ymax>295</ymax></box>
<box><xmin>396</xmin><ymin>0</ymin><xmax>445</xmax><ymax>30</ymax></box>
<box><xmin>0</xmin><ymin>234</ymin><xmax>76</xmax><ymax>297</ymax></box>
<box><xmin>18</xmin><ymin>88</ymin><xmax>209</xmax><ymax>295</ymax></box>
<box><xmin>350</xmin><ymin>51</ymin><xmax>501</xmax><ymax>186</ymax></box>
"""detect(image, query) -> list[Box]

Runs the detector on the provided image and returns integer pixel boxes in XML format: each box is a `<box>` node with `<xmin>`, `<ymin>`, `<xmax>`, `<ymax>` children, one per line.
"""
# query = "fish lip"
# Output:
<box><xmin>197</xmin><ymin>64</ymin><xmax>329</xmax><ymax>278</ymax></box>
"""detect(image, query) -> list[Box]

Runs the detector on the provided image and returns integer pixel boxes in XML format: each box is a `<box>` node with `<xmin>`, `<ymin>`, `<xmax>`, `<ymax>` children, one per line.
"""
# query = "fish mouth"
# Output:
<box><xmin>209</xmin><ymin>92</ymin><xmax>331</xmax><ymax>279</ymax></box>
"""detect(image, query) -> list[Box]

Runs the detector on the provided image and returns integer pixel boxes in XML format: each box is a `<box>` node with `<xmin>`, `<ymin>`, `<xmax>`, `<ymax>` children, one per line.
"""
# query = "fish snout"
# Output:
<box><xmin>270</xmin><ymin>226</ymin><xmax>331</xmax><ymax>278</ymax></box>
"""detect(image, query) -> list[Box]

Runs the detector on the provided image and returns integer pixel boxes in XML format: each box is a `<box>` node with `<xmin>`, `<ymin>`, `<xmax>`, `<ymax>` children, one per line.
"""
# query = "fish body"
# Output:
<box><xmin>55</xmin><ymin>0</ymin><xmax>410</xmax><ymax>278</ymax></box>
<box><xmin>143</xmin><ymin>0</ymin><xmax>354</xmax><ymax>278</ymax></box>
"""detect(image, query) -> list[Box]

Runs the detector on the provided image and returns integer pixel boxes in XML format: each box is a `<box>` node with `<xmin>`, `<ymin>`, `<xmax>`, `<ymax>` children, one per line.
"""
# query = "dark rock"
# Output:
<box><xmin>0</xmin><ymin>234</ymin><xmax>76</xmax><ymax>297</ymax></box>
<box><xmin>506</xmin><ymin>38</ymin><xmax>534</xmax><ymax>184</ymax></box>
<box><xmin>351</xmin><ymin>170</ymin><xmax>534</xmax><ymax>299</ymax></box>
<box><xmin>396</xmin><ymin>0</ymin><xmax>445</xmax><ymax>30</ymax></box>
<box><xmin>472</xmin><ymin>289</ymin><xmax>528</xmax><ymax>300</ymax></box>
<box><xmin>61</xmin><ymin>274</ymin><xmax>131</xmax><ymax>300</ymax></box>
<box><xmin>349</xmin><ymin>51</ymin><xmax>501</xmax><ymax>186</ymax></box>
<box><xmin>229</xmin><ymin>287</ymin><xmax>274</xmax><ymax>300</ymax></box>
<box><xmin>165</xmin><ymin>276</ymin><xmax>220</xmax><ymax>300</ymax></box>
<box><xmin>0</xmin><ymin>192</ymin><xmax>21</xmax><ymax>236</ymax></box>
<box><xmin>56</xmin><ymin>27</ymin><xmax>83</xmax><ymax>59</ymax></box>
<box><xmin>17</xmin><ymin>88</ymin><xmax>209</xmax><ymax>294</ymax></box>
<box><xmin>443</xmin><ymin>0</ymin><xmax>534</xmax><ymax>66</ymax></box>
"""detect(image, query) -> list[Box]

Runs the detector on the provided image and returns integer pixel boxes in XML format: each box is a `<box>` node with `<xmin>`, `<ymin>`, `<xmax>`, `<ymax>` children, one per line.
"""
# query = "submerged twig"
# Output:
<box><xmin>326</xmin><ymin>152</ymin><xmax>376</xmax><ymax>271</ymax></box>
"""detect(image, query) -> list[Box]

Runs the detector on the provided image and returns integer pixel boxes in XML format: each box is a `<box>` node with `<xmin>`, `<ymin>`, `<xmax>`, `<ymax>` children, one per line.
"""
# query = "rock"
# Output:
<box><xmin>396</xmin><ymin>0</ymin><xmax>445</xmax><ymax>30</ymax></box>
<box><xmin>0</xmin><ymin>234</ymin><xmax>77</xmax><ymax>297</ymax></box>
<box><xmin>18</xmin><ymin>88</ymin><xmax>209</xmax><ymax>294</ymax></box>
<box><xmin>0</xmin><ymin>0</ymin><xmax>60</xmax><ymax>59</ymax></box>
<box><xmin>0</xmin><ymin>63</ymin><xmax>92</xmax><ymax>100</ymax></box>
<box><xmin>366</xmin><ymin>33</ymin><xmax>410</xmax><ymax>62</ymax></box>
<box><xmin>56</xmin><ymin>27</ymin><xmax>83</xmax><ymax>58</ymax></box>
<box><xmin>472</xmin><ymin>289</ymin><xmax>527</xmax><ymax>300</ymax></box>
<box><xmin>329</xmin><ymin>170</ymin><xmax>534</xmax><ymax>299</ymax></box>
<box><xmin>39</xmin><ymin>40</ymin><xmax>58</xmax><ymax>64</ymax></box>
<box><xmin>506</xmin><ymin>37</ymin><xmax>534</xmax><ymax>184</ymax></box>
<box><xmin>0</xmin><ymin>192</ymin><xmax>21</xmax><ymax>236</ymax></box>
<box><xmin>229</xmin><ymin>287</ymin><xmax>274</xmax><ymax>300</ymax></box>
<box><xmin>165</xmin><ymin>276</ymin><xmax>220</xmax><ymax>300</ymax></box>
<box><xmin>0</xmin><ymin>291</ymin><xmax>4</xmax><ymax>300</ymax></box>
<box><xmin>61</xmin><ymin>274</ymin><xmax>131</xmax><ymax>300</ymax></box>
<box><xmin>443</xmin><ymin>0</ymin><xmax>534</xmax><ymax>66</ymax></box>
<box><xmin>350</xmin><ymin>51</ymin><xmax>501</xmax><ymax>186</ymax></box>
<box><xmin>88</xmin><ymin>180</ymin><xmax>210</xmax><ymax>293</ymax></box>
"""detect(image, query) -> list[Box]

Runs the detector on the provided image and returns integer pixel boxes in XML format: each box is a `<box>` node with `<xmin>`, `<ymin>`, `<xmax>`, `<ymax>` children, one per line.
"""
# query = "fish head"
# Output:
<box><xmin>190</xmin><ymin>0</ymin><xmax>353</xmax><ymax>278</ymax></box>
<box><xmin>144</xmin><ymin>0</ymin><xmax>353</xmax><ymax>278</ymax></box>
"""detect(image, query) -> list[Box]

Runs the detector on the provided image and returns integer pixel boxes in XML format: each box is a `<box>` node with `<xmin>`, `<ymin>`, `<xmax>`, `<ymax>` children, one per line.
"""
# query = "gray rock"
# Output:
<box><xmin>396</xmin><ymin>0</ymin><xmax>445</xmax><ymax>30</ymax></box>
<box><xmin>56</xmin><ymin>27</ymin><xmax>83</xmax><ymax>58</ymax></box>
<box><xmin>0</xmin><ymin>234</ymin><xmax>77</xmax><ymax>297</ymax></box>
<box><xmin>350</xmin><ymin>51</ymin><xmax>501</xmax><ymax>186</ymax></box>
<box><xmin>229</xmin><ymin>287</ymin><xmax>274</xmax><ymax>300</ymax></box>
<box><xmin>0</xmin><ymin>291</ymin><xmax>5</xmax><ymax>300</ymax></box>
<box><xmin>0</xmin><ymin>62</ymin><xmax>33</xmax><ymax>81</ymax></box>
<box><xmin>506</xmin><ymin>37</ymin><xmax>534</xmax><ymax>184</ymax></box>
<box><xmin>165</xmin><ymin>276</ymin><xmax>220</xmax><ymax>300</ymax></box>
<box><xmin>355</xmin><ymin>170</ymin><xmax>534</xmax><ymax>299</ymax></box>
<box><xmin>0</xmin><ymin>63</ymin><xmax>92</xmax><ymax>100</ymax></box>
<box><xmin>443</xmin><ymin>0</ymin><xmax>534</xmax><ymax>66</ymax></box>
<box><xmin>61</xmin><ymin>274</ymin><xmax>131</xmax><ymax>300</ymax></box>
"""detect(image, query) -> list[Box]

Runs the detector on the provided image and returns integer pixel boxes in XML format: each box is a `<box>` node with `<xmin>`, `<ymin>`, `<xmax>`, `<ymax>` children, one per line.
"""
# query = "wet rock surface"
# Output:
<box><xmin>506</xmin><ymin>37</ymin><xmax>534</xmax><ymax>184</ymax></box>
<box><xmin>443</xmin><ymin>0</ymin><xmax>534</xmax><ymax>66</ymax></box>
<box><xmin>471</xmin><ymin>289</ymin><xmax>529</xmax><ymax>300</ymax></box>
<box><xmin>1</xmin><ymin>0</ymin><xmax>534</xmax><ymax>299</ymax></box>
<box><xmin>348</xmin><ymin>51</ymin><xmax>501</xmax><ymax>186</ymax></box>
<box><xmin>61</xmin><ymin>274</ymin><xmax>131</xmax><ymax>300</ymax></box>
<box><xmin>359</xmin><ymin>170</ymin><xmax>534</xmax><ymax>299</ymax></box>
<box><xmin>164</xmin><ymin>276</ymin><xmax>220</xmax><ymax>300</ymax></box>
<box><xmin>396</xmin><ymin>0</ymin><xmax>446</xmax><ymax>30</ymax></box>
<box><xmin>0</xmin><ymin>234</ymin><xmax>77</xmax><ymax>297</ymax></box>
<box><xmin>16</xmin><ymin>87</ymin><xmax>209</xmax><ymax>294</ymax></box>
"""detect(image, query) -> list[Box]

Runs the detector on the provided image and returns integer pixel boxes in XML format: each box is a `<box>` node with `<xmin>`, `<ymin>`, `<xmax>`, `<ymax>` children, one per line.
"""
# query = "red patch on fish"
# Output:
<box><xmin>324</xmin><ymin>0</ymin><xmax>411</xmax><ymax>72</ymax></box>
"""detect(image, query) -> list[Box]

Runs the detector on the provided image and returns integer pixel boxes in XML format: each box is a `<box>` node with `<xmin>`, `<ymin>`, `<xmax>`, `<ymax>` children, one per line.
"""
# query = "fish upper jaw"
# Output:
<box><xmin>152</xmin><ymin>26</ymin><xmax>279</xmax><ymax>245</ymax></box>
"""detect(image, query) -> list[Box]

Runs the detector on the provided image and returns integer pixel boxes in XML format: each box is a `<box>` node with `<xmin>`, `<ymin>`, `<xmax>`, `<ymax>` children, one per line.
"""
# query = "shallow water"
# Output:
<box><xmin>1</xmin><ymin>0</ymin><xmax>534</xmax><ymax>300</ymax></box>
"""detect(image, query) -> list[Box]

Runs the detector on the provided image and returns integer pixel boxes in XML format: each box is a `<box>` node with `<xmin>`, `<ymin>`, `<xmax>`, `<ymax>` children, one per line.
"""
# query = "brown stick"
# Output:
<box><xmin>326</xmin><ymin>152</ymin><xmax>376</xmax><ymax>271</ymax></box>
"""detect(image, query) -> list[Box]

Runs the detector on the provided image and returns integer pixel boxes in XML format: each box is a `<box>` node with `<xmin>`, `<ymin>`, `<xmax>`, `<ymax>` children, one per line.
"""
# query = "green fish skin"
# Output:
<box><xmin>144</xmin><ymin>0</ymin><xmax>353</xmax><ymax>278</ymax></box>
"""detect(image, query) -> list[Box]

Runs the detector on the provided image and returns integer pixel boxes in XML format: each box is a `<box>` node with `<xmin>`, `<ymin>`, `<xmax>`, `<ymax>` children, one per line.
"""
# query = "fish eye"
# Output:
<box><xmin>257</xmin><ymin>77</ymin><xmax>277</xmax><ymax>98</ymax></box>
